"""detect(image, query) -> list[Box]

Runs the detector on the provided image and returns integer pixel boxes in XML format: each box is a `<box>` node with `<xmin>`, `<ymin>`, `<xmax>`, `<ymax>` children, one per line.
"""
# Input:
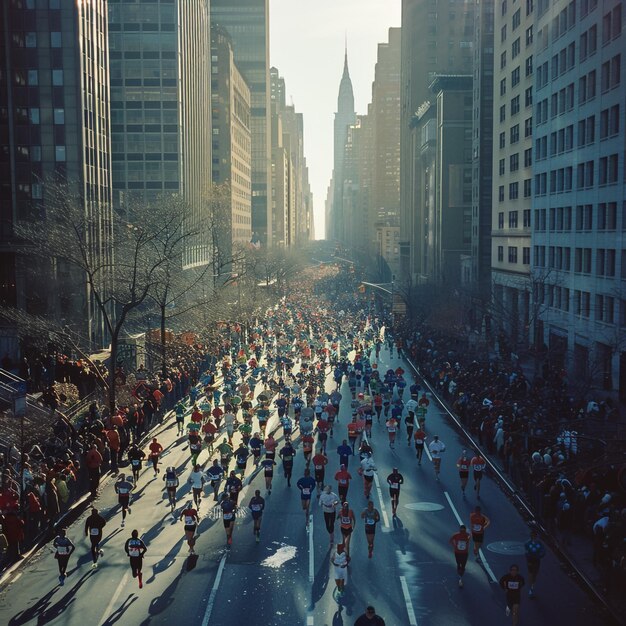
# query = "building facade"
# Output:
<box><xmin>471</xmin><ymin>0</ymin><xmax>495</xmax><ymax>294</ymax></box>
<box><xmin>211</xmin><ymin>0</ymin><xmax>272</xmax><ymax>247</ymax></box>
<box><xmin>211</xmin><ymin>25</ymin><xmax>252</xmax><ymax>250</ymax></box>
<box><xmin>108</xmin><ymin>0</ymin><xmax>211</xmax><ymax>269</ymax></box>
<box><xmin>399</xmin><ymin>0</ymin><xmax>476</xmax><ymax>283</ymax></box>
<box><xmin>532</xmin><ymin>0</ymin><xmax>625</xmax><ymax>395</ymax></box>
<box><xmin>491</xmin><ymin>0</ymin><xmax>535</xmax><ymax>348</ymax></box>
<box><xmin>0</xmin><ymin>0</ymin><xmax>113</xmax><ymax>351</ymax></box>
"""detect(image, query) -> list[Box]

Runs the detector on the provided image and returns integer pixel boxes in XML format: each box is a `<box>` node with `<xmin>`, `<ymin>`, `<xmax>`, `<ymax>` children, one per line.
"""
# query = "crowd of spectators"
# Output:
<box><xmin>393</xmin><ymin>319</ymin><xmax>626</xmax><ymax>598</ymax></box>
<box><xmin>0</xmin><ymin>337</ymin><xmax>237</xmax><ymax>570</ymax></box>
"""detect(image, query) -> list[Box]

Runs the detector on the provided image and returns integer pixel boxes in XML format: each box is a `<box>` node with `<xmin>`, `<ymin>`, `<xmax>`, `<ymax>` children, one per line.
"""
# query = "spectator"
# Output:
<box><xmin>354</xmin><ymin>605</ymin><xmax>385</xmax><ymax>626</ymax></box>
<box><xmin>85</xmin><ymin>444</ymin><xmax>103</xmax><ymax>498</ymax></box>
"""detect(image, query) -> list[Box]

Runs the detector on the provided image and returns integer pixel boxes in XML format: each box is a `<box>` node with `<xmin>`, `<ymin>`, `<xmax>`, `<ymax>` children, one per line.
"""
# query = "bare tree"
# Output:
<box><xmin>9</xmin><ymin>181</ymin><xmax>172</xmax><ymax>412</ymax></box>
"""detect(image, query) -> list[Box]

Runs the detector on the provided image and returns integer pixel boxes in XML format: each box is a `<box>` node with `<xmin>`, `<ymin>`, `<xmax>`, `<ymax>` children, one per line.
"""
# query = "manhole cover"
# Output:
<box><xmin>404</xmin><ymin>502</ymin><xmax>445</xmax><ymax>512</ymax></box>
<box><xmin>486</xmin><ymin>541</ymin><xmax>526</xmax><ymax>555</ymax></box>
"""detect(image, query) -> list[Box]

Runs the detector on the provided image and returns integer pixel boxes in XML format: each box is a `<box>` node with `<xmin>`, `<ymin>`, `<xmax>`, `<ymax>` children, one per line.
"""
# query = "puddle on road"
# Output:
<box><xmin>260</xmin><ymin>545</ymin><xmax>297</xmax><ymax>568</ymax></box>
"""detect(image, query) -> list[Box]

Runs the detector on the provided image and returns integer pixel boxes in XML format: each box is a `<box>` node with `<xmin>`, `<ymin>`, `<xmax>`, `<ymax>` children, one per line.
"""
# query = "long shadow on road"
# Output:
<box><xmin>309</xmin><ymin>550</ymin><xmax>331</xmax><ymax>610</ymax></box>
<box><xmin>101</xmin><ymin>593</ymin><xmax>137</xmax><ymax>626</ymax></box>
<box><xmin>138</xmin><ymin>559</ymin><xmax>187</xmax><ymax>626</ymax></box>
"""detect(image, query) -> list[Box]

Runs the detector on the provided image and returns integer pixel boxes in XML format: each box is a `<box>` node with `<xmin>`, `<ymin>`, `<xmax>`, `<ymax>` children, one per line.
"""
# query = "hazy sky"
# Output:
<box><xmin>269</xmin><ymin>0</ymin><xmax>401</xmax><ymax>239</ymax></box>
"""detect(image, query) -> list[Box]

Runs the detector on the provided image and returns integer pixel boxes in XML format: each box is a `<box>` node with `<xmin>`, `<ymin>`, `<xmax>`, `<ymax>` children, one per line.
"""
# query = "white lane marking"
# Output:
<box><xmin>12</xmin><ymin>572</ymin><xmax>22</xmax><ymax>583</ymax></box>
<box><xmin>201</xmin><ymin>553</ymin><xmax>227</xmax><ymax>626</ymax></box>
<box><xmin>444</xmin><ymin>491</ymin><xmax>497</xmax><ymax>583</ymax></box>
<box><xmin>306</xmin><ymin>614</ymin><xmax>314</xmax><ymax>626</ymax></box>
<box><xmin>400</xmin><ymin>575</ymin><xmax>418</xmax><ymax>626</ymax></box>
<box><xmin>308</xmin><ymin>514</ymin><xmax>314</xmax><ymax>582</ymax></box>
<box><xmin>99</xmin><ymin>572</ymin><xmax>129</xmax><ymax>625</ymax></box>
<box><xmin>373</xmin><ymin>470</ymin><xmax>390</xmax><ymax>529</ymax></box>
<box><xmin>443</xmin><ymin>491</ymin><xmax>463</xmax><ymax>525</ymax></box>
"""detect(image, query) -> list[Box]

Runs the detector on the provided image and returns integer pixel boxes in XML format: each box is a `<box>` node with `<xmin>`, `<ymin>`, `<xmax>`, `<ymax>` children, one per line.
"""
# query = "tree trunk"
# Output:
<box><xmin>161</xmin><ymin>303</ymin><xmax>167</xmax><ymax>378</ymax></box>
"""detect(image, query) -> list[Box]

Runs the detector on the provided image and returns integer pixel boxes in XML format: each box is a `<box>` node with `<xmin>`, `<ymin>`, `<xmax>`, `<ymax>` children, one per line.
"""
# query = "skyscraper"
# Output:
<box><xmin>211</xmin><ymin>0</ymin><xmax>272</xmax><ymax>247</ymax></box>
<box><xmin>211</xmin><ymin>25</ymin><xmax>252</xmax><ymax>251</ymax></box>
<box><xmin>328</xmin><ymin>49</ymin><xmax>356</xmax><ymax>243</ymax></box>
<box><xmin>0</xmin><ymin>0</ymin><xmax>113</xmax><ymax>350</ymax></box>
<box><xmin>108</xmin><ymin>0</ymin><xmax>212</xmax><ymax>268</ymax></box>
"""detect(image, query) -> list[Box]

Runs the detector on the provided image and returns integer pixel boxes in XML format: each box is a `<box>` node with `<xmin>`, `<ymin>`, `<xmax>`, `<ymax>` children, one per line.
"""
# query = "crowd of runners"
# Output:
<box><xmin>37</xmin><ymin>267</ymin><xmax>550</xmax><ymax>625</ymax></box>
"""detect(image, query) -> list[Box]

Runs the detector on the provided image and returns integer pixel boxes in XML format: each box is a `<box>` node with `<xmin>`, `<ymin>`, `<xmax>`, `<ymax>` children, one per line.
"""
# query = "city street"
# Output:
<box><xmin>0</xmin><ymin>344</ymin><xmax>609</xmax><ymax>626</ymax></box>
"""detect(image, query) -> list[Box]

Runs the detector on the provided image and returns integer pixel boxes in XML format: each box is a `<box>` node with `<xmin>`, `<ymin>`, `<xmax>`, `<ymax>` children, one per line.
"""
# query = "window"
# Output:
<box><xmin>500</xmin><ymin>105</ymin><xmax>507</xmax><ymax>122</ymax></box>
<box><xmin>498</xmin><ymin>212</ymin><xmax>505</xmax><ymax>229</ymax></box>
<box><xmin>499</xmin><ymin>132</ymin><xmax>506</xmax><ymax>148</ymax></box>
<box><xmin>576</xmin><ymin>204</ymin><xmax>593</xmax><ymax>230</ymax></box>
<box><xmin>509</xmin><ymin>182</ymin><xmax>519</xmax><ymax>199</ymax></box>
<box><xmin>501</xmin><ymin>24</ymin><xmax>507</xmax><ymax>42</ymax></box>
<box><xmin>525</xmin><ymin>86</ymin><xmax>533</xmax><ymax>107</ymax></box>
<box><xmin>508</xmin><ymin>246</ymin><xmax>518</xmax><ymax>263</ymax></box>
<box><xmin>600</xmin><ymin>104</ymin><xmax>620</xmax><ymax>138</ymax></box>
<box><xmin>596</xmin><ymin>249</ymin><xmax>616</xmax><ymax>276</ymax></box>
<box><xmin>509</xmin><ymin>210</ymin><xmax>519</xmax><ymax>228</ymax></box>
<box><xmin>499</xmin><ymin>185</ymin><xmax>505</xmax><ymax>201</ymax></box>
<box><xmin>524</xmin><ymin>178</ymin><xmax>532</xmax><ymax>197</ymax></box>
<box><xmin>25</xmin><ymin>32</ymin><xmax>37</xmax><ymax>48</ymax></box>
<box><xmin>53</xmin><ymin>108</ymin><xmax>64</xmax><ymax>124</ymax></box>
<box><xmin>500</xmin><ymin>78</ymin><xmax>506</xmax><ymax>96</ymax></box>
<box><xmin>512</xmin><ymin>38</ymin><xmax>521</xmax><ymax>59</ymax></box>
<box><xmin>512</xmin><ymin>8</ymin><xmax>521</xmax><ymax>29</ymax></box>
<box><xmin>510</xmin><ymin>124</ymin><xmax>519</xmax><ymax>143</ymax></box>
<box><xmin>29</xmin><ymin>108</ymin><xmax>40</xmax><ymax>124</ymax></box>
<box><xmin>523</xmin><ymin>209</ymin><xmax>531</xmax><ymax>227</ymax></box>
<box><xmin>525</xmin><ymin>56</ymin><xmax>533</xmax><ymax>76</ymax></box>
<box><xmin>52</xmin><ymin>70</ymin><xmax>63</xmax><ymax>86</ymax></box>
<box><xmin>597</xmin><ymin>202</ymin><xmax>617</xmax><ymax>230</ymax></box>
<box><xmin>599</xmin><ymin>154</ymin><xmax>619</xmax><ymax>185</ymax></box>
<box><xmin>522</xmin><ymin>247</ymin><xmax>530</xmax><ymax>264</ymax></box>
<box><xmin>499</xmin><ymin>158</ymin><xmax>506</xmax><ymax>175</ymax></box>
<box><xmin>526</xmin><ymin>25</ymin><xmax>534</xmax><ymax>46</ymax></box>
<box><xmin>510</xmin><ymin>153</ymin><xmax>519</xmax><ymax>171</ymax></box>
<box><xmin>27</xmin><ymin>70</ymin><xmax>38</xmax><ymax>86</ymax></box>
<box><xmin>501</xmin><ymin>51</ymin><xmax>507</xmax><ymax>69</ymax></box>
<box><xmin>512</xmin><ymin>66</ymin><xmax>520</xmax><ymax>87</ymax></box>
<box><xmin>55</xmin><ymin>146</ymin><xmax>66</xmax><ymax>162</ymax></box>
<box><xmin>51</xmin><ymin>32</ymin><xmax>62</xmax><ymax>48</ymax></box>
<box><xmin>497</xmin><ymin>246</ymin><xmax>504</xmax><ymax>262</ymax></box>
<box><xmin>524</xmin><ymin>147</ymin><xmax>532</xmax><ymax>167</ymax></box>
<box><xmin>574</xmin><ymin>248</ymin><xmax>592</xmax><ymax>273</ymax></box>
<box><xmin>511</xmin><ymin>95</ymin><xmax>520</xmax><ymax>116</ymax></box>
<box><xmin>524</xmin><ymin>117</ymin><xmax>532</xmax><ymax>137</ymax></box>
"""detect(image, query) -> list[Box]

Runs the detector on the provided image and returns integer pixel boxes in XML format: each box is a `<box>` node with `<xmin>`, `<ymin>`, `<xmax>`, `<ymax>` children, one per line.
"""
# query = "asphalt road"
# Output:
<box><xmin>0</xmin><ymin>344</ymin><xmax>609</xmax><ymax>626</ymax></box>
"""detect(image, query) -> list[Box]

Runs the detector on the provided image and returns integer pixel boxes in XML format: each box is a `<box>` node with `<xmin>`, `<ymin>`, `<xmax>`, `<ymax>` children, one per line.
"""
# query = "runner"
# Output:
<box><xmin>311</xmin><ymin>448</ymin><xmax>328</xmax><ymax>496</ymax></box>
<box><xmin>148</xmin><ymin>437</ymin><xmax>163</xmax><ymax>477</ymax></box>
<box><xmin>114</xmin><ymin>473</ymin><xmax>134</xmax><ymax>527</ymax></box>
<box><xmin>319</xmin><ymin>485</ymin><xmax>340</xmax><ymax>545</ymax></box>
<box><xmin>457</xmin><ymin>449</ymin><xmax>471</xmax><ymax>497</ymax></box>
<box><xmin>188</xmin><ymin>464</ymin><xmax>206</xmax><ymax>508</ymax></box>
<box><xmin>404</xmin><ymin>410</ymin><xmax>415</xmax><ymax>446</ymax></box>
<box><xmin>524</xmin><ymin>529</ymin><xmax>546</xmax><ymax>597</ymax></box>
<box><xmin>221</xmin><ymin>492</ymin><xmax>237</xmax><ymax>546</ymax></box>
<box><xmin>124</xmin><ymin>529</ymin><xmax>147</xmax><ymax>588</ymax></box>
<box><xmin>234</xmin><ymin>442</ymin><xmax>249</xmax><ymax>476</ymax></box>
<box><xmin>206</xmin><ymin>459</ymin><xmax>225</xmax><ymax>501</ymax></box>
<box><xmin>347</xmin><ymin>416</ymin><xmax>359</xmax><ymax>453</ymax></box>
<box><xmin>163</xmin><ymin>466</ymin><xmax>179</xmax><ymax>511</ymax></box>
<box><xmin>249</xmin><ymin>432</ymin><xmax>263</xmax><ymax>467</ymax></box>
<box><xmin>127</xmin><ymin>444</ymin><xmax>145</xmax><ymax>482</ymax></box>
<box><xmin>260</xmin><ymin>454</ymin><xmax>277</xmax><ymax>494</ymax></box>
<box><xmin>52</xmin><ymin>528</ymin><xmax>75</xmax><ymax>586</ymax></box>
<box><xmin>264</xmin><ymin>433</ymin><xmax>278</xmax><ymax>460</ymax></box>
<box><xmin>216</xmin><ymin>438</ymin><xmax>233</xmax><ymax>470</ymax></box>
<box><xmin>84</xmin><ymin>507</ymin><xmax>106</xmax><ymax>568</ymax></box>
<box><xmin>469</xmin><ymin>505</ymin><xmax>490</xmax><ymax>559</ymax></box>
<box><xmin>188</xmin><ymin>431</ymin><xmax>202</xmax><ymax>466</ymax></box>
<box><xmin>179</xmin><ymin>502</ymin><xmax>199</xmax><ymax>554</ymax></box>
<box><xmin>413</xmin><ymin>426</ymin><xmax>427</xmax><ymax>465</ymax></box>
<box><xmin>331</xmin><ymin>543</ymin><xmax>350</xmax><ymax>596</ymax></box>
<box><xmin>279</xmin><ymin>440</ymin><xmax>296</xmax><ymax>487</ymax></box>
<box><xmin>336</xmin><ymin>439</ymin><xmax>353</xmax><ymax>468</ymax></box>
<box><xmin>248</xmin><ymin>489</ymin><xmax>265</xmax><ymax>542</ymax></box>
<box><xmin>385</xmin><ymin>415</ymin><xmax>398</xmax><ymax>449</ymax></box>
<box><xmin>334</xmin><ymin>464</ymin><xmax>352</xmax><ymax>503</ymax></box>
<box><xmin>359</xmin><ymin>453</ymin><xmax>377</xmax><ymax>500</ymax></box>
<box><xmin>296</xmin><ymin>468</ymin><xmax>316</xmax><ymax>525</ymax></box>
<box><xmin>360</xmin><ymin>500</ymin><xmax>380</xmax><ymax>558</ymax></box>
<box><xmin>338</xmin><ymin>501</ymin><xmax>356</xmax><ymax>556</ymax></box>
<box><xmin>225</xmin><ymin>470</ymin><xmax>243</xmax><ymax>504</ymax></box>
<box><xmin>500</xmin><ymin>564</ymin><xmax>525</xmax><ymax>624</ymax></box>
<box><xmin>428</xmin><ymin>435</ymin><xmax>446</xmax><ymax>481</ymax></box>
<box><xmin>301</xmin><ymin>431</ymin><xmax>315</xmax><ymax>465</ymax></box>
<box><xmin>470</xmin><ymin>452</ymin><xmax>487</xmax><ymax>499</ymax></box>
<box><xmin>386</xmin><ymin>467</ymin><xmax>404</xmax><ymax>518</ymax></box>
<box><xmin>449</xmin><ymin>524</ymin><xmax>471</xmax><ymax>587</ymax></box>
<box><xmin>175</xmin><ymin>400</ymin><xmax>186</xmax><ymax>435</ymax></box>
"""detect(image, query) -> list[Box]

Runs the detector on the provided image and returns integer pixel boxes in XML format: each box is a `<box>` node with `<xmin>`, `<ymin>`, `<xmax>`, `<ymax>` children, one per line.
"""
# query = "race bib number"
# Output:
<box><xmin>185</xmin><ymin>515</ymin><xmax>195</xmax><ymax>525</ymax></box>
<box><xmin>129</xmin><ymin>547</ymin><xmax>140</xmax><ymax>557</ymax></box>
<box><xmin>391</xmin><ymin>482</ymin><xmax>399</xmax><ymax>489</ymax></box>
<box><xmin>508</xmin><ymin>581</ymin><xmax>520</xmax><ymax>590</ymax></box>
<box><xmin>251</xmin><ymin>504</ymin><xmax>262</xmax><ymax>512</ymax></box>
<box><xmin>132</xmin><ymin>460</ymin><xmax>140</xmax><ymax>466</ymax></box>
<box><xmin>366</xmin><ymin>518</ymin><xmax>375</xmax><ymax>525</ymax></box>
<box><xmin>456</xmin><ymin>540</ymin><xmax>467</xmax><ymax>551</ymax></box>
<box><xmin>223</xmin><ymin>512</ymin><xmax>233</xmax><ymax>520</ymax></box>
<box><xmin>56</xmin><ymin>546</ymin><xmax>69</xmax><ymax>555</ymax></box>
<box><xmin>472</xmin><ymin>524</ymin><xmax>482</xmax><ymax>533</ymax></box>
<box><xmin>302</xmin><ymin>488</ymin><xmax>311</xmax><ymax>495</ymax></box>
<box><xmin>166</xmin><ymin>480</ymin><xmax>177</xmax><ymax>488</ymax></box>
<box><xmin>90</xmin><ymin>528</ymin><xmax>100</xmax><ymax>536</ymax></box>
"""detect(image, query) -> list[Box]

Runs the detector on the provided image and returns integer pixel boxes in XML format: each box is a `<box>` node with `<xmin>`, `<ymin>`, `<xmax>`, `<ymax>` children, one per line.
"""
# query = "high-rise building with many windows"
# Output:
<box><xmin>108</xmin><ymin>0</ymin><xmax>212</xmax><ymax>269</ymax></box>
<box><xmin>0</xmin><ymin>0</ymin><xmax>113</xmax><ymax>352</ymax></box>
<box><xmin>532</xmin><ymin>0</ymin><xmax>625</xmax><ymax>396</ymax></box>
<box><xmin>491</xmin><ymin>0</ymin><xmax>535</xmax><ymax>349</ymax></box>
<box><xmin>211</xmin><ymin>0</ymin><xmax>272</xmax><ymax>247</ymax></box>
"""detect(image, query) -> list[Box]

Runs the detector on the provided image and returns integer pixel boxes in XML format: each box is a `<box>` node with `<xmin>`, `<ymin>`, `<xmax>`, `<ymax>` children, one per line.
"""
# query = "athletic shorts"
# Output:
<box><xmin>340</xmin><ymin>526</ymin><xmax>353</xmax><ymax>537</ymax></box>
<box><xmin>363</xmin><ymin>475</ymin><xmax>374</xmax><ymax>483</ymax></box>
<box><xmin>223</xmin><ymin>518</ymin><xmax>234</xmax><ymax>528</ymax></box>
<box><xmin>314</xmin><ymin>471</ymin><xmax>325</xmax><ymax>483</ymax></box>
<box><xmin>526</xmin><ymin>559</ymin><xmax>541</xmax><ymax>575</ymax></box>
<box><xmin>184</xmin><ymin>524</ymin><xmax>196</xmax><ymax>534</ymax></box>
<box><xmin>389</xmin><ymin>488</ymin><xmax>400</xmax><ymax>500</ymax></box>
<box><xmin>473</xmin><ymin>471</ymin><xmax>483</xmax><ymax>482</ymax></box>
<box><xmin>472</xmin><ymin>533</ymin><xmax>484</xmax><ymax>544</ymax></box>
<box><xmin>459</xmin><ymin>471</ymin><xmax>469</xmax><ymax>479</ymax></box>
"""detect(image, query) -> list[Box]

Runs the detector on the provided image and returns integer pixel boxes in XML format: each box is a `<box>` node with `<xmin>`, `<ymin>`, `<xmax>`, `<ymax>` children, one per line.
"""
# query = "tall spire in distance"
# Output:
<box><xmin>338</xmin><ymin>38</ymin><xmax>355</xmax><ymax>113</ymax></box>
